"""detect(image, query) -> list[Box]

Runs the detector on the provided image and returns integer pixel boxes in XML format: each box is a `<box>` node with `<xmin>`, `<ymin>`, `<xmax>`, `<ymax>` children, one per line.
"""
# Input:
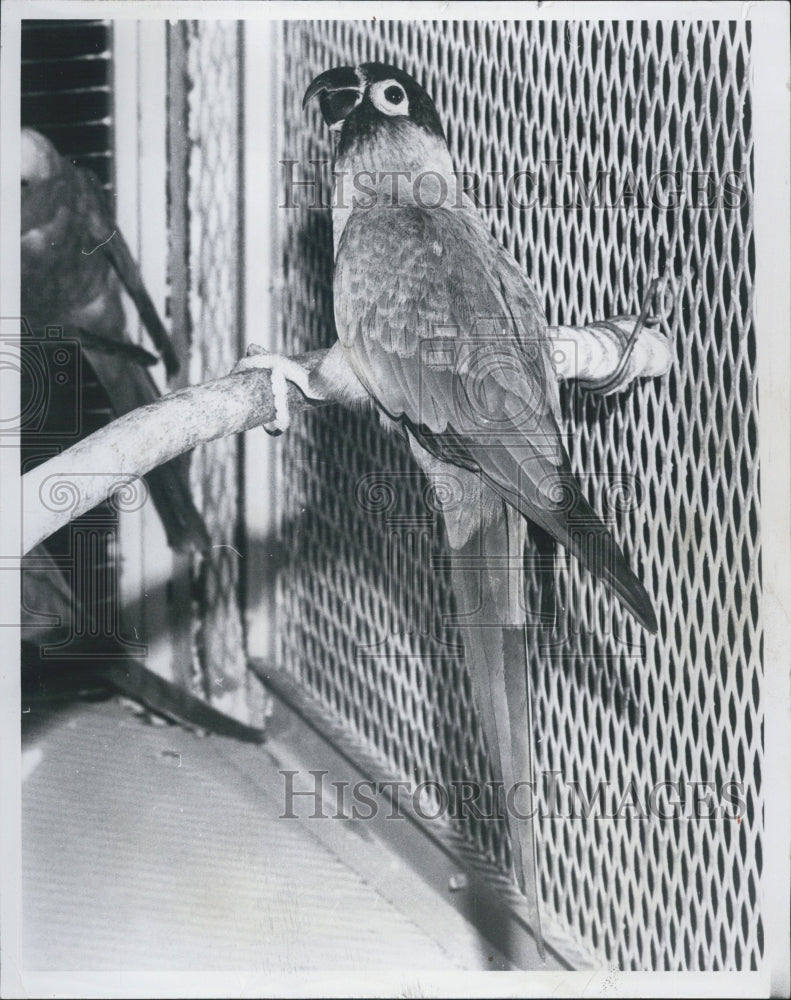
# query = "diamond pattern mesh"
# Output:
<box><xmin>177</xmin><ymin>21</ymin><xmax>248</xmax><ymax>716</ymax></box>
<box><xmin>274</xmin><ymin>20</ymin><xmax>760</xmax><ymax>970</ymax></box>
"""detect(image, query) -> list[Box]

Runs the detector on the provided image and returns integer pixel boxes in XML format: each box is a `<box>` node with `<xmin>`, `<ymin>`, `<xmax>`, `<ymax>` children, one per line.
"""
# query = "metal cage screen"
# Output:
<box><xmin>274</xmin><ymin>20</ymin><xmax>761</xmax><ymax>970</ymax></box>
<box><xmin>168</xmin><ymin>21</ymin><xmax>250</xmax><ymax>717</ymax></box>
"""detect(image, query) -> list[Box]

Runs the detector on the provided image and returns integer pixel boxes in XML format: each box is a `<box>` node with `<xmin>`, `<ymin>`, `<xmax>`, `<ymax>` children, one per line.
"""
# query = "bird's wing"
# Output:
<box><xmin>335</xmin><ymin>203</ymin><xmax>656</xmax><ymax>632</ymax></box>
<box><xmin>78</xmin><ymin>167</ymin><xmax>180</xmax><ymax>377</ymax></box>
<box><xmin>336</xmin><ymin>204</ymin><xmax>564</xmax><ymax>507</ymax></box>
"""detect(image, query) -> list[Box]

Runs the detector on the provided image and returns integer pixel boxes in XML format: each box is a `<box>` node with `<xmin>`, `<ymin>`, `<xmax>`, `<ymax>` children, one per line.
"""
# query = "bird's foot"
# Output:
<box><xmin>232</xmin><ymin>345</ymin><xmax>316</xmax><ymax>435</ymax></box>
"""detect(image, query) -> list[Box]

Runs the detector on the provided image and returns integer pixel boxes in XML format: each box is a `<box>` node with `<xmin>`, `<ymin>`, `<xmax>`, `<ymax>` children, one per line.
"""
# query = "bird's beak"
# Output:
<box><xmin>302</xmin><ymin>66</ymin><xmax>362</xmax><ymax>131</ymax></box>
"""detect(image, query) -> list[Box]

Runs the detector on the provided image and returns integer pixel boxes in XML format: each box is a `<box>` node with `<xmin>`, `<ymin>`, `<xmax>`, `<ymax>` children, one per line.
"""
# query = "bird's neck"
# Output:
<box><xmin>330</xmin><ymin>125</ymin><xmax>457</xmax><ymax>257</ymax></box>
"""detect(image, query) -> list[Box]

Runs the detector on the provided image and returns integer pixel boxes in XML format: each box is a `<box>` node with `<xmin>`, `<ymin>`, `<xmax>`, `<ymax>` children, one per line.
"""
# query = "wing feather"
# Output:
<box><xmin>335</xmin><ymin>203</ymin><xmax>566</xmax><ymax>503</ymax></box>
<box><xmin>334</xmin><ymin>202</ymin><xmax>658</xmax><ymax>633</ymax></box>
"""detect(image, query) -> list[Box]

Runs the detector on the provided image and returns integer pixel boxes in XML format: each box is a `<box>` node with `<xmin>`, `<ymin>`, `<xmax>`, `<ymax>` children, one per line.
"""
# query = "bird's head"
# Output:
<box><xmin>21</xmin><ymin>128</ymin><xmax>62</xmax><ymax>184</ymax></box>
<box><xmin>303</xmin><ymin>63</ymin><xmax>449</xmax><ymax>170</ymax></box>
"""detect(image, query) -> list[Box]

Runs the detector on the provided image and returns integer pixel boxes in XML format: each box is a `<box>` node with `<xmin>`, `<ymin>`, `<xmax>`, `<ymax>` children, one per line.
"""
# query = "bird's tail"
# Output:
<box><xmin>447</xmin><ymin>499</ymin><xmax>545</xmax><ymax>964</ymax></box>
<box><xmin>144</xmin><ymin>453</ymin><xmax>211</xmax><ymax>553</ymax></box>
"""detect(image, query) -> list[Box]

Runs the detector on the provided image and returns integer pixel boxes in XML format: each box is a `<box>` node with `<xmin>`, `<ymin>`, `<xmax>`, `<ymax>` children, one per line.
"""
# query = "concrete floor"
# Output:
<box><xmin>22</xmin><ymin>695</ymin><xmax>504</xmax><ymax>973</ymax></box>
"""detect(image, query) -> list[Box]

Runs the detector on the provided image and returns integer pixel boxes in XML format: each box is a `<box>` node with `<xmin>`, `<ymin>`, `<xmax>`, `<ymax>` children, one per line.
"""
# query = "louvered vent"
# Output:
<box><xmin>21</xmin><ymin>20</ymin><xmax>119</xmax><ymax>663</ymax></box>
<box><xmin>21</xmin><ymin>19</ymin><xmax>114</xmax><ymax>184</ymax></box>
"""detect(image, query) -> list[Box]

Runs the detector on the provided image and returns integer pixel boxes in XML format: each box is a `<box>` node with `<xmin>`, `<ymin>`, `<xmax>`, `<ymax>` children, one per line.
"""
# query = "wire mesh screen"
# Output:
<box><xmin>274</xmin><ymin>20</ymin><xmax>760</xmax><ymax>970</ymax></box>
<box><xmin>168</xmin><ymin>21</ymin><xmax>248</xmax><ymax>717</ymax></box>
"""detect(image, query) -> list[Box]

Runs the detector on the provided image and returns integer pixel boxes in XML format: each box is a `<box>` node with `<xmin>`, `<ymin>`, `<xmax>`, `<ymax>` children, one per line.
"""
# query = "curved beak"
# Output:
<box><xmin>302</xmin><ymin>66</ymin><xmax>362</xmax><ymax>130</ymax></box>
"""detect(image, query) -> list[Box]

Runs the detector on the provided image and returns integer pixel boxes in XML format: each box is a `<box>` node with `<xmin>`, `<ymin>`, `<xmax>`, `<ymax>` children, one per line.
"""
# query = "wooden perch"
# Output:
<box><xmin>22</xmin><ymin>322</ymin><xmax>671</xmax><ymax>555</ymax></box>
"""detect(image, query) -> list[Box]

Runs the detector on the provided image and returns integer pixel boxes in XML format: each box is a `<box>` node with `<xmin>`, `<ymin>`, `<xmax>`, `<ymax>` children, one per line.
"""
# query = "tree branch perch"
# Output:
<box><xmin>22</xmin><ymin>322</ymin><xmax>671</xmax><ymax>555</ymax></box>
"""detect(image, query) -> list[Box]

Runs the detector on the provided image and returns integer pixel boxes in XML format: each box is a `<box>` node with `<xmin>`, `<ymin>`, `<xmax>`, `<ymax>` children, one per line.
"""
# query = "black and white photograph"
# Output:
<box><xmin>0</xmin><ymin>1</ymin><xmax>789</xmax><ymax>995</ymax></box>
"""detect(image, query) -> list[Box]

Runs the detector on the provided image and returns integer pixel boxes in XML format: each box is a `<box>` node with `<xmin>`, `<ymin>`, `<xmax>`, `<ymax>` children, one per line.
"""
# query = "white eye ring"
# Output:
<box><xmin>369</xmin><ymin>79</ymin><xmax>409</xmax><ymax>117</ymax></box>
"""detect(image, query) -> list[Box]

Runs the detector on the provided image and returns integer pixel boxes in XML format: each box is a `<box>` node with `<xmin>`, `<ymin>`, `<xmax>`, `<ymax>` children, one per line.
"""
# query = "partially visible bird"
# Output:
<box><xmin>240</xmin><ymin>63</ymin><xmax>658</xmax><ymax>961</ymax></box>
<box><xmin>21</xmin><ymin>127</ymin><xmax>208</xmax><ymax>551</ymax></box>
<box><xmin>21</xmin><ymin>545</ymin><xmax>266</xmax><ymax>744</ymax></box>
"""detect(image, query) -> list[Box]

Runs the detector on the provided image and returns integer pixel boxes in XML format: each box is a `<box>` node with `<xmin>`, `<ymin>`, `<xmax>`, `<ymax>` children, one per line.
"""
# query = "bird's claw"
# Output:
<box><xmin>232</xmin><ymin>346</ymin><xmax>315</xmax><ymax>435</ymax></box>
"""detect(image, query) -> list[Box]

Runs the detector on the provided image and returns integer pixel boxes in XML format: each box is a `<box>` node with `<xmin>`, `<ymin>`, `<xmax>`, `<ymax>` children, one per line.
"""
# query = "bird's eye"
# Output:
<box><xmin>369</xmin><ymin>80</ymin><xmax>410</xmax><ymax>117</ymax></box>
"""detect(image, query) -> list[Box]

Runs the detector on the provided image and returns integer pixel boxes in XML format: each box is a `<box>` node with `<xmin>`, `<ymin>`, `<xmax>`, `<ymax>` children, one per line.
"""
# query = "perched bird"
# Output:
<box><xmin>21</xmin><ymin>127</ymin><xmax>208</xmax><ymax>552</ymax></box>
<box><xmin>240</xmin><ymin>63</ymin><xmax>657</xmax><ymax>957</ymax></box>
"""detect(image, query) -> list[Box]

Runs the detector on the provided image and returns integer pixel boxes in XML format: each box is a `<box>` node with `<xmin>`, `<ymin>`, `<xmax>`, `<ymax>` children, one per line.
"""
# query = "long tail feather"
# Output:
<box><xmin>528</xmin><ymin>522</ymin><xmax>557</xmax><ymax>630</ymax></box>
<box><xmin>447</xmin><ymin>496</ymin><xmax>545</xmax><ymax>963</ymax></box>
<box><xmin>503</xmin><ymin>505</ymin><xmax>544</xmax><ymax>960</ymax></box>
<box><xmin>145</xmin><ymin>454</ymin><xmax>211</xmax><ymax>552</ymax></box>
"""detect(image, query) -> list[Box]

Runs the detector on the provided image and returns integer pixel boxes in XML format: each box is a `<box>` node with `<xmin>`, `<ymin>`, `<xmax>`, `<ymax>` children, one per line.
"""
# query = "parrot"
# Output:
<box><xmin>21</xmin><ymin>127</ymin><xmax>209</xmax><ymax>552</ymax></box>
<box><xmin>237</xmin><ymin>63</ymin><xmax>658</xmax><ymax>958</ymax></box>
